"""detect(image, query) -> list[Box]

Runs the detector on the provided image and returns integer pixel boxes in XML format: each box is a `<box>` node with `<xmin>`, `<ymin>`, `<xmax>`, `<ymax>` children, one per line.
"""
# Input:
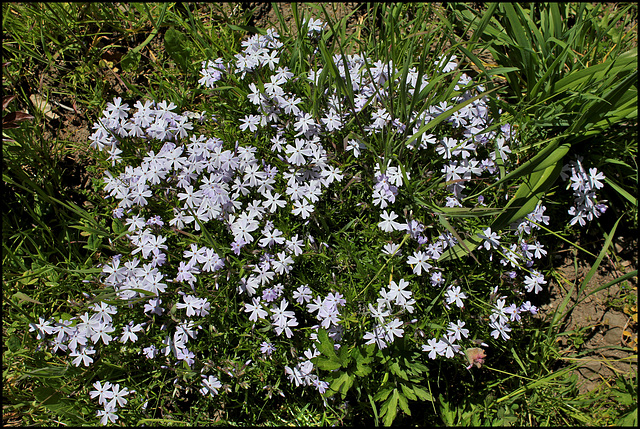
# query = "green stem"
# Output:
<box><xmin>4</xmin><ymin>297</ymin><xmax>37</xmax><ymax>325</ymax></box>
<box><xmin>132</xmin><ymin>3</ymin><xmax>170</xmax><ymax>54</ymax></box>
<box><xmin>527</xmin><ymin>218</ymin><xmax>597</xmax><ymax>259</ymax></box>
<box><xmin>355</xmin><ymin>233</ymin><xmax>411</xmax><ymax>300</ymax></box>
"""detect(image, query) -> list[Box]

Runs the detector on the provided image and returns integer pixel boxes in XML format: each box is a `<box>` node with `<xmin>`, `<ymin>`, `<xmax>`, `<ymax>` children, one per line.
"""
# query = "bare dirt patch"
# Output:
<box><xmin>539</xmin><ymin>236</ymin><xmax>638</xmax><ymax>394</ymax></box>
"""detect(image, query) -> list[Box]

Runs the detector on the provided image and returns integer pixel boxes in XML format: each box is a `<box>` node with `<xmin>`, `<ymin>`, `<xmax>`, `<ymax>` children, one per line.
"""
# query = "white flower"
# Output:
<box><xmin>446</xmin><ymin>320</ymin><xmax>469</xmax><ymax>342</ymax></box>
<box><xmin>378</xmin><ymin>210</ymin><xmax>406</xmax><ymax>232</ymax></box>
<box><xmin>90</xmin><ymin>381</ymin><xmax>114</xmax><ymax>406</ymax></box>
<box><xmin>382</xmin><ymin>242</ymin><xmax>402</xmax><ymax>256</ymax></box>
<box><xmin>97</xmin><ymin>406</ymin><xmax>119</xmax><ymax>425</ymax></box>
<box><xmin>387</xmin><ymin>279</ymin><xmax>412</xmax><ymax>306</ymax></box>
<box><xmin>368</xmin><ymin>302</ymin><xmax>390</xmax><ymax>323</ymax></box>
<box><xmin>293</xmin><ymin>113</ymin><xmax>316</xmax><ymax>135</ymax></box>
<box><xmin>285</xmin><ymin>138</ymin><xmax>313</xmax><ymax>165</ymax></box>
<box><xmin>292</xmin><ymin>198</ymin><xmax>313</xmax><ymax>219</ymax></box>
<box><xmin>107</xmin><ymin>383</ymin><xmax>130</xmax><ymax>409</ymax></box>
<box><xmin>383</xmin><ymin>318</ymin><xmax>404</xmax><ymax>342</ymax></box>
<box><xmin>490</xmin><ymin>320</ymin><xmax>512</xmax><ymax>341</ymax></box>
<box><xmin>422</xmin><ymin>338</ymin><xmax>445</xmax><ymax>360</ymax></box>
<box><xmin>239</xmin><ymin>114</ymin><xmax>261</xmax><ymax>132</ymax></box>
<box><xmin>200</xmin><ymin>375</ymin><xmax>222</xmax><ymax>397</ymax></box>
<box><xmin>444</xmin><ymin>285</ymin><xmax>467</xmax><ymax>308</ymax></box>
<box><xmin>293</xmin><ymin>284</ymin><xmax>312</xmax><ymax>304</ymax></box>
<box><xmin>479</xmin><ymin>227</ymin><xmax>501</xmax><ymax>250</ymax></box>
<box><xmin>304</xmin><ymin>17</ymin><xmax>326</xmax><ymax>34</ymax></box>
<box><xmin>406</xmin><ymin>251</ymin><xmax>432</xmax><ymax>276</ymax></box>
<box><xmin>523</xmin><ymin>270</ymin><xmax>547</xmax><ymax>294</ymax></box>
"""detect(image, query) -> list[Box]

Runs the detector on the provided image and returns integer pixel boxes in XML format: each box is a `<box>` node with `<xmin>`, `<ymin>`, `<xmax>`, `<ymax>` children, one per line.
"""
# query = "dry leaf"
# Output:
<box><xmin>3</xmin><ymin>111</ymin><xmax>35</xmax><ymax>127</ymax></box>
<box><xmin>2</xmin><ymin>95</ymin><xmax>17</xmax><ymax>111</ymax></box>
<box><xmin>29</xmin><ymin>93</ymin><xmax>59</xmax><ymax>120</ymax></box>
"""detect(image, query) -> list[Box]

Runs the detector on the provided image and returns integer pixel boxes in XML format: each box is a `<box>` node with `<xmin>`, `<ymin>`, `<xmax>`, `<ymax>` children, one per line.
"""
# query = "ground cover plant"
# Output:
<box><xmin>3</xmin><ymin>2</ymin><xmax>637</xmax><ymax>426</ymax></box>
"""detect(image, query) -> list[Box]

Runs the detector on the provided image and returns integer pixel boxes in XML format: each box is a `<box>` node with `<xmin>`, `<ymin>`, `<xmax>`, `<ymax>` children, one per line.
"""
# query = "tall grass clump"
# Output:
<box><xmin>4</xmin><ymin>3</ymin><xmax>633</xmax><ymax>426</ymax></box>
<box><xmin>446</xmin><ymin>2</ymin><xmax>638</xmax><ymax>232</ymax></box>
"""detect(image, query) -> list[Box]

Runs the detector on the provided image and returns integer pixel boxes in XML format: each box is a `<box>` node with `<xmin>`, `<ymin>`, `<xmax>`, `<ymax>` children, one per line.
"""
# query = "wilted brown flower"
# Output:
<box><xmin>465</xmin><ymin>347</ymin><xmax>486</xmax><ymax>369</ymax></box>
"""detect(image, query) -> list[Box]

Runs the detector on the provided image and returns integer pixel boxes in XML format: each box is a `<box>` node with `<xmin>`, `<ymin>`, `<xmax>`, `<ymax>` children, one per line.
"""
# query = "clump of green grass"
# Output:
<box><xmin>446</xmin><ymin>2</ymin><xmax>638</xmax><ymax>232</ymax></box>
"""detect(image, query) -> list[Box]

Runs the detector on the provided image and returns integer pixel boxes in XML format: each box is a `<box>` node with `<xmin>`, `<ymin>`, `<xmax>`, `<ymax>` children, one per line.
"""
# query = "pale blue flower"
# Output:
<box><xmin>200</xmin><ymin>375</ymin><xmax>222</xmax><ymax>397</ymax></box>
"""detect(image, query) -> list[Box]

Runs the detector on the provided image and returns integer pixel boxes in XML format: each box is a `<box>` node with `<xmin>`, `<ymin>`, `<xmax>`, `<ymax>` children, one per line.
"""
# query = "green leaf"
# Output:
<box><xmin>491</xmin><ymin>160</ymin><xmax>563</xmax><ymax>230</ymax></box>
<box><xmin>33</xmin><ymin>384</ymin><xmax>76</xmax><ymax>417</ymax></box>
<box><xmin>605</xmin><ymin>177</ymin><xmax>638</xmax><ymax>206</ymax></box>
<box><xmin>315</xmin><ymin>357</ymin><xmax>343</xmax><ymax>371</ymax></box>
<box><xmin>483</xmin><ymin>66</ymin><xmax>521</xmax><ymax>77</ymax></box>
<box><xmin>381</xmin><ymin>389</ymin><xmax>400</xmax><ymax>426</ymax></box>
<box><xmin>121</xmin><ymin>49</ymin><xmax>141</xmax><ymax>72</ymax></box>
<box><xmin>413</xmin><ymin>385</ymin><xmax>434</xmax><ymax>402</ymax></box>
<box><xmin>374</xmin><ymin>385</ymin><xmax>394</xmax><ymax>402</ymax></box>
<box><xmin>616</xmin><ymin>408</ymin><xmax>637</xmax><ymax>427</ymax></box>
<box><xmin>397</xmin><ymin>390</ymin><xmax>411</xmax><ymax>416</ymax></box>
<box><xmin>340</xmin><ymin>372</ymin><xmax>354</xmax><ymax>398</ymax></box>
<box><xmin>316</xmin><ymin>328</ymin><xmax>340</xmax><ymax>363</ymax></box>
<box><xmin>352</xmin><ymin>344</ymin><xmax>374</xmax><ymax>365</ymax></box>
<box><xmin>111</xmin><ymin>218</ymin><xmax>126</xmax><ymax>235</ymax></box>
<box><xmin>6</xmin><ymin>336</ymin><xmax>21</xmax><ymax>353</ymax></box>
<box><xmin>473</xmin><ymin>139</ymin><xmax>569</xmax><ymax>199</ymax></box>
<box><xmin>439</xmin><ymin>140</ymin><xmax>566</xmax><ymax>263</ymax></box>
<box><xmin>437</xmin><ymin>214</ymin><xmax>479</xmax><ymax>264</ymax></box>
<box><xmin>338</xmin><ymin>343</ymin><xmax>352</xmax><ymax>366</ymax></box>
<box><xmin>23</xmin><ymin>365</ymin><xmax>68</xmax><ymax>379</ymax></box>
<box><xmin>400</xmin><ymin>383</ymin><xmax>417</xmax><ymax>401</ymax></box>
<box><xmin>355</xmin><ymin>360</ymin><xmax>372</xmax><ymax>377</ymax></box>
<box><xmin>405</xmin><ymin>357</ymin><xmax>428</xmax><ymax>375</ymax></box>
<box><xmin>34</xmin><ymin>386</ymin><xmax>57</xmax><ymax>403</ymax></box>
<box><xmin>329</xmin><ymin>372</ymin><xmax>352</xmax><ymax>398</ymax></box>
<box><xmin>389</xmin><ymin>360</ymin><xmax>409</xmax><ymax>381</ymax></box>
<box><xmin>439</xmin><ymin>394</ymin><xmax>457</xmax><ymax>425</ymax></box>
<box><xmin>12</xmin><ymin>291</ymin><xmax>43</xmax><ymax>305</ymax></box>
<box><xmin>438</xmin><ymin>234</ymin><xmax>483</xmax><ymax>263</ymax></box>
<box><xmin>568</xmin><ymin>70</ymin><xmax>638</xmax><ymax>136</ymax></box>
<box><xmin>351</xmin><ymin>344</ymin><xmax>373</xmax><ymax>376</ymax></box>
<box><xmin>612</xmin><ymin>390</ymin><xmax>635</xmax><ymax>406</ymax></box>
<box><xmin>164</xmin><ymin>27</ymin><xmax>192</xmax><ymax>73</ymax></box>
<box><xmin>553</xmin><ymin>48</ymin><xmax>636</xmax><ymax>94</ymax></box>
<box><xmin>85</xmin><ymin>233</ymin><xmax>103</xmax><ymax>251</ymax></box>
<box><xmin>17</xmin><ymin>275</ymin><xmax>39</xmax><ymax>285</ymax></box>
<box><xmin>368</xmin><ymin>393</ymin><xmax>380</xmax><ymax>426</ymax></box>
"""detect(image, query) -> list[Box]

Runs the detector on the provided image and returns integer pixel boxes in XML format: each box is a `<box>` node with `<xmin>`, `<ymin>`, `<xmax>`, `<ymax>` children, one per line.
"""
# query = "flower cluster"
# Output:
<box><xmin>560</xmin><ymin>157</ymin><xmax>608</xmax><ymax>227</ymax></box>
<box><xmin>28</xmin><ymin>17</ymin><xmax>610</xmax><ymax>425</ymax></box>
<box><xmin>364</xmin><ymin>278</ymin><xmax>415</xmax><ymax>349</ymax></box>
<box><xmin>28</xmin><ymin>301</ymin><xmax>144</xmax><ymax>367</ymax></box>
<box><xmin>89</xmin><ymin>381</ymin><xmax>132</xmax><ymax>425</ymax></box>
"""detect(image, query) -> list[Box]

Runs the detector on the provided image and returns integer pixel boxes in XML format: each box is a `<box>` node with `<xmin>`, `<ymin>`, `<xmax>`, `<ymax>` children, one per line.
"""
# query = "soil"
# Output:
<box><xmin>539</xmin><ymin>236</ymin><xmax>638</xmax><ymax>395</ymax></box>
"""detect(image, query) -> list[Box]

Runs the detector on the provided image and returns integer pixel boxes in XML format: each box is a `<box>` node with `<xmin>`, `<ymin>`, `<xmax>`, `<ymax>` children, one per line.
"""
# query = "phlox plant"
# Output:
<box><xmin>27</xmin><ymin>16</ymin><xmax>609</xmax><ymax>426</ymax></box>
